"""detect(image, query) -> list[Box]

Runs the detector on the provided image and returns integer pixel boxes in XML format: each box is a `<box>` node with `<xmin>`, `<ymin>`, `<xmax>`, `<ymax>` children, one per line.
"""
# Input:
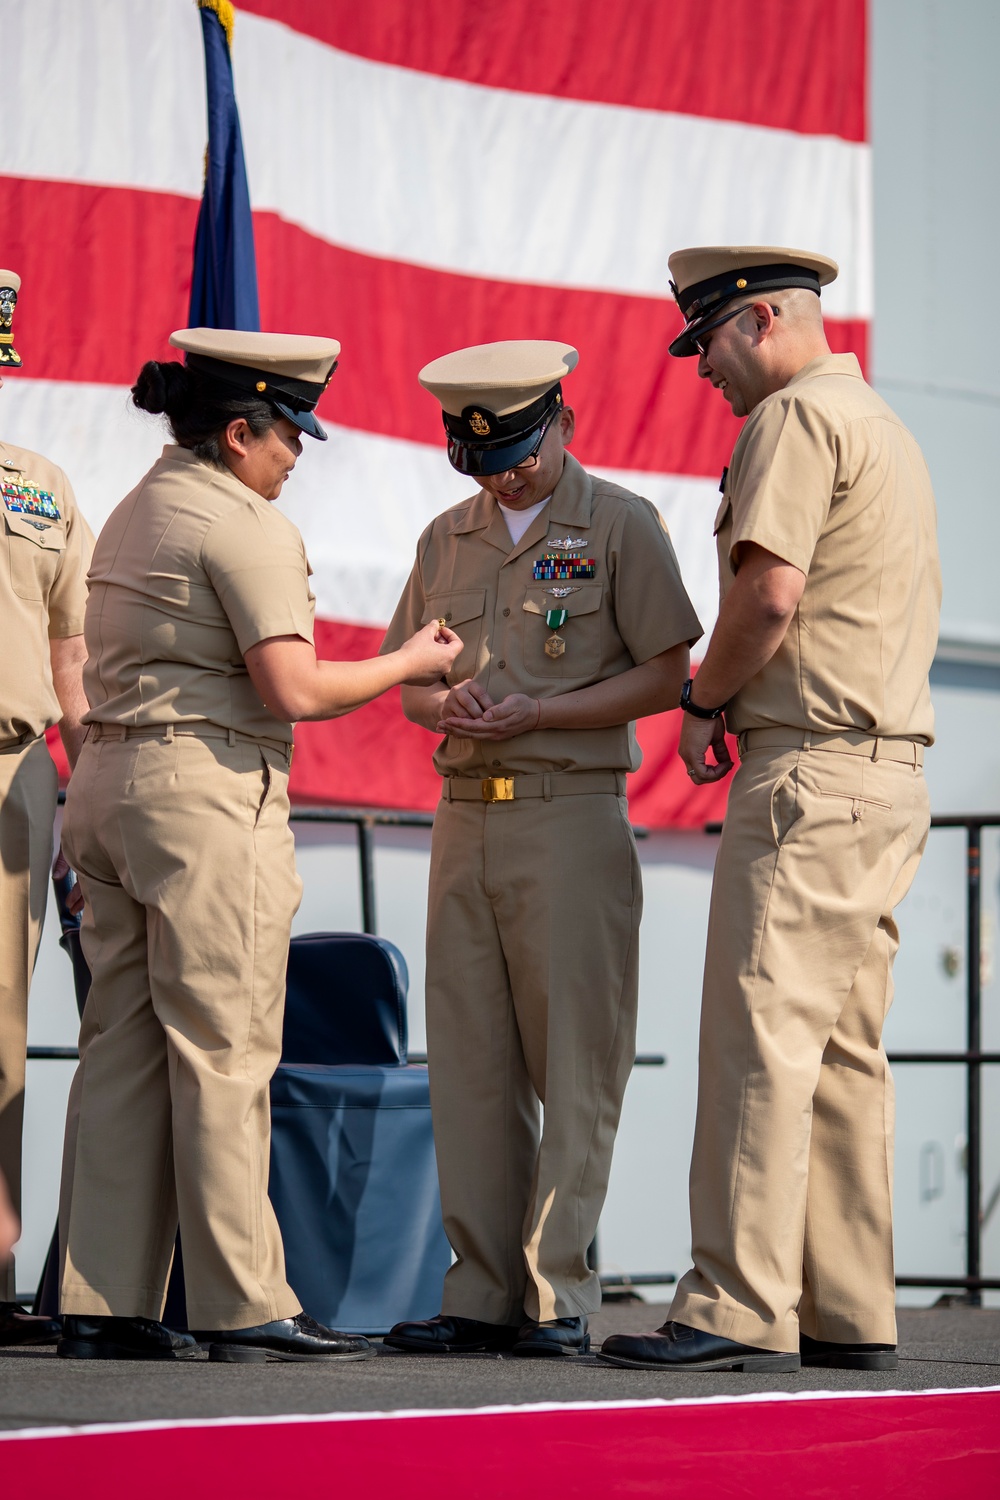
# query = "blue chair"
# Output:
<box><xmin>37</xmin><ymin>924</ymin><xmax>450</xmax><ymax>1337</ymax></box>
<box><xmin>268</xmin><ymin>933</ymin><xmax>451</xmax><ymax>1335</ymax></box>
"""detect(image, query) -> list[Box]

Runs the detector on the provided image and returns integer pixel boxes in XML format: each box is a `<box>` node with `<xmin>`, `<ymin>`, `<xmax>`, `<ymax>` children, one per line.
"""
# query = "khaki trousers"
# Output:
<box><xmin>59</xmin><ymin>733</ymin><xmax>303</xmax><ymax>1329</ymax></box>
<box><xmin>427</xmin><ymin>788</ymin><xmax>641</xmax><ymax>1325</ymax></box>
<box><xmin>0</xmin><ymin>736</ymin><xmax>58</xmax><ymax>1301</ymax></box>
<box><xmin>670</xmin><ymin>743</ymin><xmax>930</xmax><ymax>1352</ymax></box>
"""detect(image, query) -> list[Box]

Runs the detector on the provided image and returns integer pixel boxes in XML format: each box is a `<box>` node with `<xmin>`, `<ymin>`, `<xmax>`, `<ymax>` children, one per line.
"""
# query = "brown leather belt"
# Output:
<box><xmin>88</xmin><ymin>722</ymin><xmax>293</xmax><ymax>764</ymax></box>
<box><xmin>443</xmin><ymin>770</ymin><xmax>626</xmax><ymax>803</ymax></box>
<box><xmin>736</xmin><ymin>727</ymin><xmax>924</xmax><ymax>768</ymax></box>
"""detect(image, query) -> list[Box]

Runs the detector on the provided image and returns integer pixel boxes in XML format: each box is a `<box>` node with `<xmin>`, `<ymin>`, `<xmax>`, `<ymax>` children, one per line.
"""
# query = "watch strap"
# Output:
<box><xmin>679</xmin><ymin>678</ymin><xmax>726</xmax><ymax>720</ymax></box>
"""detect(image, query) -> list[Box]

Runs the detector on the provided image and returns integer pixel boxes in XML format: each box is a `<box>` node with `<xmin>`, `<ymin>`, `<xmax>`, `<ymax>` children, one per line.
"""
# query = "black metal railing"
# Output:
<box><xmin>707</xmin><ymin>813</ymin><xmax>1000</xmax><ymax>1301</ymax></box>
<box><xmin>32</xmin><ymin>802</ymin><xmax>999</xmax><ymax>1298</ymax></box>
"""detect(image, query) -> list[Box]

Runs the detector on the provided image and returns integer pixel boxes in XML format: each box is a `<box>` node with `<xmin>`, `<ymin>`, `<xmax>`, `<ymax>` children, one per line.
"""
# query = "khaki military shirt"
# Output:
<box><xmin>381</xmin><ymin>452</ymin><xmax>702</xmax><ymax>777</ymax></box>
<box><xmin>0</xmin><ymin>438</ymin><xmax>93</xmax><ymax>747</ymax></box>
<box><xmin>83</xmin><ymin>445</ymin><xmax>315</xmax><ymax>745</ymax></box>
<box><xmin>716</xmin><ymin>354</ymin><xmax>941</xmax><ymax>742</ymax></box>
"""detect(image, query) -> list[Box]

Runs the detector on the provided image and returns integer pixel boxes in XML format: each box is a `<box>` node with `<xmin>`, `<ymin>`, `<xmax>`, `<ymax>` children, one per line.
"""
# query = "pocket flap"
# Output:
<box><xmin>4</xmin><ymin>511</ymin><xmax>65</xmax><ymax>551</ymax></box>
<box><xmin>523</xmin><ymin>582</ymin><xmax>602</xmax><ymax>617</ymax></box>
<box><xmin>421</xmin><ymin>589</ymin><xmax>487</xmax><ymax>628</ymax></box>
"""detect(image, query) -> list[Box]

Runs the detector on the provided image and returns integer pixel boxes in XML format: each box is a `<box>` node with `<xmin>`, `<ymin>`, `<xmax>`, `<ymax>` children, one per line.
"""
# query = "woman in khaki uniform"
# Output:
<box><xmin>57</xmin><ymin>330</ymin><xmax>460</xmax><ymax>1362</ymax></box>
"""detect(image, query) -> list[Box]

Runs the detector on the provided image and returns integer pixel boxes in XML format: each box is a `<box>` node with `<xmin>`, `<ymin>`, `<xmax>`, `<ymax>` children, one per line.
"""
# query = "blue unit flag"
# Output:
<box><xmin>188</xmin><ymin>1</ymin><xmax>260</xmax><ymax>331</ymax></box>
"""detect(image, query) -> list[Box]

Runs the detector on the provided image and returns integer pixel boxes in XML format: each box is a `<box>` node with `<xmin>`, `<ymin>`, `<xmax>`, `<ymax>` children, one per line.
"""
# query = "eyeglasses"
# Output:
<box><xmin>692</xmin><ymin>301</ymin><xmax>756</xmax><ymax>357</ymax></box>
<box><xmin>507</xmin><ymin>412</ymin><xmax>557</xmax><ymax>472</ymax></box>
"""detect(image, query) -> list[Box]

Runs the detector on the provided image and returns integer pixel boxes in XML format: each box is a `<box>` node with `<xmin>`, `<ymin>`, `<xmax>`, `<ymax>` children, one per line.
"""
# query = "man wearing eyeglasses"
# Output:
<box><xmin>380</xmin><ymin>340</ymin><xmax>701</xmax><ymax>1358</ymax></box>
<box><xmin>600</xmin><ymin>247</ymin><xmax>941</xmax><ymax>1374</ymax></box>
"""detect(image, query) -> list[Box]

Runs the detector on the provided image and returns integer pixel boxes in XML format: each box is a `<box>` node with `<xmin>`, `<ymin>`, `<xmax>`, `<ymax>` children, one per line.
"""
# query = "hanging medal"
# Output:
<box><xmin>545</xmin><ymin>607</ymin><xmax>568</xmax><ymax>658</ymax></box>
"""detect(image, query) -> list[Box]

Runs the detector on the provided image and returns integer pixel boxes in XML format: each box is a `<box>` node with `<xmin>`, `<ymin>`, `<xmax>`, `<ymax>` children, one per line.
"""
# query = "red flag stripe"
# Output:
<box><xmin>237</xmin><ymin>0</ymin><xmax>868</xmax><ymax>142</ymax></box>
<box><xmin>3</xmin><ymin>177</ymin><xmax>867</xmax><ymax>483</ymax></box>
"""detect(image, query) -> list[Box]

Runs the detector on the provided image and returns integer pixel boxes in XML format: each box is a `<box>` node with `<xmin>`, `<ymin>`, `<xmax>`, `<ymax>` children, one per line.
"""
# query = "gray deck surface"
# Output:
<box><xmin>1</xmin><ymin>1305</ymin><xmax>998</xmax><ymax>1433</ymax></box>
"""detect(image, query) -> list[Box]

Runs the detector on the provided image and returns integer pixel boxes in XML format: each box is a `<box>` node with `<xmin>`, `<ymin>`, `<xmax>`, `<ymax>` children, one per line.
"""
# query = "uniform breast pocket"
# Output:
<box><xmin>4</xmin><ymin>511</ymin><xmax>65</xmax><ymax>602</ymax></box>
<box><xmin>522</xmin><ymin>582</ymin><xmax>603</xmax><ymax>679</ymax></box>
<box><xmin>421</xmin><ymin>589</ymin><xmax>487</xmax><ymax>683</ymax></box>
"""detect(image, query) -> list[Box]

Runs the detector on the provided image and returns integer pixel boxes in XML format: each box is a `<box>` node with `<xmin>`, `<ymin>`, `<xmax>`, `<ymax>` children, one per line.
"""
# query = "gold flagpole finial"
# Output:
<box><xmin>197</xmin><ymin>0</ymin><xmax>236</xmax><ymax>50</ymax></box>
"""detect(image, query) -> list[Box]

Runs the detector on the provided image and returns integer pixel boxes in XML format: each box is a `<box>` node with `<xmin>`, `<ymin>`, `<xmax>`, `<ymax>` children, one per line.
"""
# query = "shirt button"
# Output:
<box><xmin>444</xmin><ymin>612</ymin><xmax>452</xmax><ymax>621</ymax></box>
<box><xmin>497</xmin><ymin>660</ymin><xmax>506</xmax><ymax>669</ymax></box>
<box><xmin>502</xmin><ymin>607</ymin><xmax>510</xmax><ymax>617</ymax></box>
<box><xmin>492</xmin><ymin>759</ymin><xmax>501</xmax><ymax>768</ymax></box>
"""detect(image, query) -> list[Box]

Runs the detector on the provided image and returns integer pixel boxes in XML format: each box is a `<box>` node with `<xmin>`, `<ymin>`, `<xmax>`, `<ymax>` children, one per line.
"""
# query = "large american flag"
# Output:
<box><xmin>4</xmin><ymin>0</ymin><xmax>869</xmax><ymax>826</ymax></box>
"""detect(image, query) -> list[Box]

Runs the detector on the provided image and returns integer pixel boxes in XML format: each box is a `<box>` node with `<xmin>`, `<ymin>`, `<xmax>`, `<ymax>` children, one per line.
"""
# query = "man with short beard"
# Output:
<box><xmin>381</xmin><ymin>340</ymin><xmax>702</xmax><ymax>1358</ymax></box>
<box><xmin>601</xmin><ymin>246</ymin><xmax>941</xmax><ymax>1374</ymax></box>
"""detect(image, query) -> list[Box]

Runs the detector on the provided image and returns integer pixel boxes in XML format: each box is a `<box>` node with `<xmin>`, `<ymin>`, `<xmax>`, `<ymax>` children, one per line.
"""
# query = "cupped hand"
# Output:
<box><xmin>400</xmin><ymin>622</ymin><xmax>463</xmax><ymax>686</ymax></box>
<box><xmin>438</xmin><ymin>693</ymin><xmax>541</xmax><ymax>741</ymax></box>
<box><xmin>679</xmin><ymin>713</ymin><xmax>734</xmax><ymax>785</ymax></box>
<box><xmin>439</xmin><ymin>679</ymin><xmax>494</xmax><ymax>723</ymax></box>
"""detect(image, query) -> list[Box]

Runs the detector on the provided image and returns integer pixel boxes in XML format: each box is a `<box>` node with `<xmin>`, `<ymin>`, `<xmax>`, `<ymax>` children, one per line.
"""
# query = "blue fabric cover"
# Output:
<box><xmin>269</xmin><ymin>1063</ymin><xmax>450</xmax><ymax>1334</ymax></box>
<box><xmin>283</xmin><ymin>933</ymin><xmax>409</xmax><ymax>1065</ymax></box>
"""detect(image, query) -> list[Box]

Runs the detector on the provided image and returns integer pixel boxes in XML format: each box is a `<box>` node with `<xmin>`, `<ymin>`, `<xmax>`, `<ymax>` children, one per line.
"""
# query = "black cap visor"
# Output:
<box><xmin>448</xmin><ymin>424</ymin><xmax>551</xmax><ymax>476</ymax></box>
<box><xmin>669</xmin><ymin>305</ymin><xmax>746</xmax><ymax>359</ymax></box>
<box><xmin>272</xmin><ymin>399</ymin><xmax>327</xmax><ymax>440</ymax></box>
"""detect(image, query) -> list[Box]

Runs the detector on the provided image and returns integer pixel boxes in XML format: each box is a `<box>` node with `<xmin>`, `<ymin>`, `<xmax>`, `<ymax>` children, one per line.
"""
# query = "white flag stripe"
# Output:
<box><xmin>3</xmin><ymin>0</ymin><xmax>871</xmax><ymax>318</ymax></box>
<box><xmin>1</xmin><ymin>378</ymin><xmax>720</xmax><ymax>640</ymax></box>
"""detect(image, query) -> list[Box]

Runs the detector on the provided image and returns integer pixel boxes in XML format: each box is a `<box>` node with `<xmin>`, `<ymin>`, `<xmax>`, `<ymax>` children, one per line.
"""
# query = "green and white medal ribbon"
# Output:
<box><xmin>544</xmin><ymin>607</ymin><xmax>568</xmax><ymax>658</ymax></box>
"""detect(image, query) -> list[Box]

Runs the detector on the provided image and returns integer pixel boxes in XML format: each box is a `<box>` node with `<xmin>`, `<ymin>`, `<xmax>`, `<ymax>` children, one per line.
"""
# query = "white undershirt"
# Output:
<box><xmin>498</xmin><ymin>496</ymin><xmax>550</xmax><ymax>545</ymax></box>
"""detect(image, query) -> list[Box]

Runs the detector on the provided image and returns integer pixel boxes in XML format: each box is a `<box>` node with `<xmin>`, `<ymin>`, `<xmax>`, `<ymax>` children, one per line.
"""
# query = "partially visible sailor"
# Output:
<box><xmin>0</xmin><ymin>269</ymin><xmax>92</xmax><ymax>1345</ymax></box>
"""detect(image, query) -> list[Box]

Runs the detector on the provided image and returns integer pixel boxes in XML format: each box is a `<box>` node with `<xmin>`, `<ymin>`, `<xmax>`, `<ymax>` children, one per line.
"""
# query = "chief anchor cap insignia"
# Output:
<box><xmin>469</xmin><ymin>410</ymin><xmax>491</xmax><ymax>436</ymax></box>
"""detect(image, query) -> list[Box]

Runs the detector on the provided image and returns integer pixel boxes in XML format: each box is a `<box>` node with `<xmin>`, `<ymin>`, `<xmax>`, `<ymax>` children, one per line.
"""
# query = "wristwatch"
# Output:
<box><xmin>679</xmin><ymin>678</ymin><xmax>727</xmax><ymax>720</ymax></box>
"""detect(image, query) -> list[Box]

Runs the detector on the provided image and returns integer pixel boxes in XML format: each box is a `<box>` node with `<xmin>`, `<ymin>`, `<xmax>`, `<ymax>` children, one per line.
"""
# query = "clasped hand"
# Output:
<box><xmin>678</xmin><ymin>713</ymin><xmax>733</xmax><ymax>785</ymax></box>
<box><xmin>437</xmin><ymin>680</ymin><xmax>540</xmax><ymax>741</ymax></box>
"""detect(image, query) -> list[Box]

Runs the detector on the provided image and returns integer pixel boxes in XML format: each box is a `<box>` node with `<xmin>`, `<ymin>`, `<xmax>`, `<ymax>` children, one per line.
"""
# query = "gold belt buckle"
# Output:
<box><xmin>481</xmin><ymin>776</ymin><xmax>515</xmax><ymax>802</ymax></box>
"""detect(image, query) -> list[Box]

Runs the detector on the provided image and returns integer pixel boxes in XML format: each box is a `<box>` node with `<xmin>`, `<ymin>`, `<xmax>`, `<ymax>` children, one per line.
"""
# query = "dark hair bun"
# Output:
<box><xmin>131</xmin><ymin>360</ymin><xmax>168</xmax><ymax>414</ymax></box>
<box><xmin>131</xmin><ymin>360</ymin><xmax>189</xmax><ymax>416</ymax></box>
<box><xmin>130</xmin><ymin>357</ymin><xmax>275</xmax><ymax>458</ymax></box>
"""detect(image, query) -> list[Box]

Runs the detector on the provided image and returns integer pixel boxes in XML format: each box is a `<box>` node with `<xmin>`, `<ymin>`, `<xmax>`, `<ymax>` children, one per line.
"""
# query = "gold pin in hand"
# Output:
<box><xmin>437</xmin><ymin>617</ymin><xmax>447</xmax><ymax>628</ymax></box>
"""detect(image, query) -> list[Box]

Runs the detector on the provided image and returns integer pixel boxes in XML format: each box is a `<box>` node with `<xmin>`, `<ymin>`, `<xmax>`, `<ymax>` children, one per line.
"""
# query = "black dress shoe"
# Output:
<box><xmin>598</xmin><ymin>1320</ymin><xmax>800</xmax><ymax>1372</ymax></box>
<box><xmin>383</xmin><ymin>1314</ymin><xmax>521</xmax><ymax>1354</ymax></box>
<box><xmin>0</xmin><ymin>1301</ymin><xmax>61</xmax><ymax>1347</ymax></box>
<box><xmin>512</xmin><ymin>1316</ymin><xmax>590</xmax><ymax>1358</ymax></box>
<box><xmin>208</xmin><ymin>1312</ymin><xmax>372</xmax><ymax>1363</ymax></box>
<box><xmin>58</xmin><ymin>1315</ymin><xmax>201</xmax><ymax>1361</ymax></box>
<box><xmin>800</xmin><ymin>1333</ymin><xmax>898</xmax><ymax>1370</ymax></box>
